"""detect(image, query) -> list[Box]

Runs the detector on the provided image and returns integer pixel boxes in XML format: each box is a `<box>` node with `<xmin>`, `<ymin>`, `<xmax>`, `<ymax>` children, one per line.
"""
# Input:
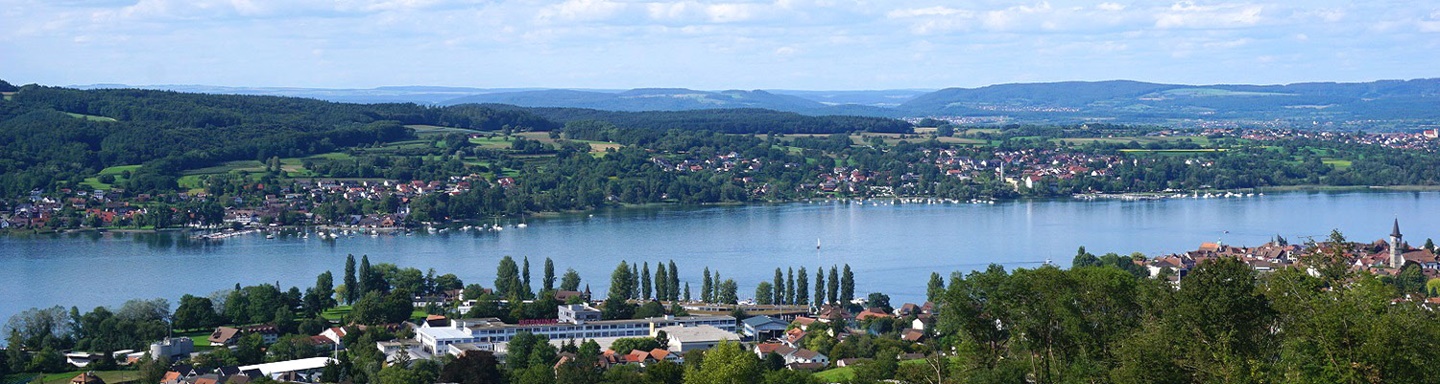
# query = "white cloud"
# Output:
<box><xmin>1097</xmin><ymin>2</ymin><xmax>1125</xmax><ymax>12</ymax></box>
<box><xmin>1421</xmin><ymin>10</ymin><xmax>1440</xmax><ymax>32</ymax></box>
<box><xmin>536</xmin><ymin>0</ymin><xmax>629</xmax><ymax>23</ymax></box>
<box><xmin>983</xmin><ymin>2</ymin><xmax>1054</xmax><ymax>31</ymax></box>
<box><xmin>1155</xmin><ymin>1</ymin><xmax>1264</xmax><ymax>29</ymax></box>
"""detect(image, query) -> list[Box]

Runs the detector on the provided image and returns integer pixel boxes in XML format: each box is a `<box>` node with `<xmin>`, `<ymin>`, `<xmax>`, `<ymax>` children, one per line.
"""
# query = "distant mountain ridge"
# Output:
<box><xmin>437</xmin><ymin>88</ymin><xmax>835</xmax><ymax>113</ymax></box>
<box><xmin>894</xmin><ymin>79</ymin><xmax>1440</xmax><ymax>129</ymax></box>
<box><xmin>59</xmin><ymin>78</ymin><xmax>1440</xmax><ymax>128</ymax></box>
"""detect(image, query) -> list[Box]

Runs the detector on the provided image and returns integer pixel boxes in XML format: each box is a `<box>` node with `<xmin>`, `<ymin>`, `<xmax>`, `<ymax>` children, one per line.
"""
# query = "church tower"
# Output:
<box><xmin>1390</xmin><ymin>218</ymin><xmax>1404</xmax><ymax>269</ymax></box>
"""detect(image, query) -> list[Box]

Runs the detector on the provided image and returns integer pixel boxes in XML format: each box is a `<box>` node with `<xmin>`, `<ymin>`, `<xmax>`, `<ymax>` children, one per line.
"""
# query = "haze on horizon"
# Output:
<box><xmin>2</xmin><ymin>0</ymin><xmax>1438</xmax><ymax>91</ymax></box>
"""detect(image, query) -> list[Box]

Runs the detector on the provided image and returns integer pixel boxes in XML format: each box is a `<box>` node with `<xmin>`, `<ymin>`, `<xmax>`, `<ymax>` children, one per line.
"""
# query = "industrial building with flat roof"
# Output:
<box><xmin>415</xmin><ymin>305</ymin><xmax>736</xmax><ymax>355</ymax></box>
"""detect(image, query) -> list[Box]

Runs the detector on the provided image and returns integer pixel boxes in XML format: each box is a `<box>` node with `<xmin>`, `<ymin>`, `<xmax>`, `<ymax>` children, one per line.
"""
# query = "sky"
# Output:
<box><xmin>1</xmin><ymin>0</ymin><xmax>1438</xmax><ymax>90</ymax></box>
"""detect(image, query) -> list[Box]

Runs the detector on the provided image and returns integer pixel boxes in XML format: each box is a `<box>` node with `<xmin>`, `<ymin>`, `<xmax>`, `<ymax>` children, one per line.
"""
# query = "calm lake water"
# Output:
<box><xmin>4</xmin><ymin>191</ymin><xmax>1439</xmax><ymax>324</ymax></box>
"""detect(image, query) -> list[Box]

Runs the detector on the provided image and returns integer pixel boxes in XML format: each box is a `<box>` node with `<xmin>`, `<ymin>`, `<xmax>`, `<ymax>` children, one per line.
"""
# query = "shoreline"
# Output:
<box><xmin>7</xmin><ymin>186</ymin><xmax>1440</xmax><ymax>237</ymax></box>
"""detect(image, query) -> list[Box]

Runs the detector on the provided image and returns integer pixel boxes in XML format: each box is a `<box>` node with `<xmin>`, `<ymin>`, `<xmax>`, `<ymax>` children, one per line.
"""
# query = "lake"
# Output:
<box><xmin>4</xmin><ymin>191</ymin><xmax>1439</xmax><ymax>324</ymax></box>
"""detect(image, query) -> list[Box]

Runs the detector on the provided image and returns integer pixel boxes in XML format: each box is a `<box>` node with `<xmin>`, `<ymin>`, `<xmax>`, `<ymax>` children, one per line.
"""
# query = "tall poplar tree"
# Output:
<box><xmin>772</xmin><ymin>268</ymin><xmax>784</xmax><ymax>305</ymax></box>
<box><xmin>655</xmin><ymin>265</ymin><xmax>668</xmax><ymax>301</ymax></box>
<box><xmin>358</xmin><ymin>255</ymin><xmax>373</xmax><ymax>296</ymax></box>
<box><xmin>668</xmin><ymin>261</ymin><xmax>680</xmax><ymax>301</ymax></box>
<box><xmin>827</xmin><ymin>265</ymin><xmax>839</xmax><ymax>305</ymax></box>
<box><xmin>797</xmin><ymin>267</ymin><xmax>809</xmax><ymax>306</ymax></box>
<box><xmin>343</xmin><ymin>254</ymin><xmax>357</xmax><ymax>304</ymax></box>
<box><xmin>522</xmin><ymin>256</ymin><xmax>532</xmax><ymax>299</ymax></box>
<box><xmin>641</xmin><ymin>262</ymin><xmax>652</xmax><ymax>300</ymax></box>
<box><xmin>543</xmin><ymin>258</ymin><xmax>556</xmax><ymax>292</ymax></box>
<box><xmin>814</xmin><ymin>269</ymin><xmax>825</xmax><ymax>307</ymax></box>
<box><xmin>702</xmin><ymin>267</ymin><xmax>713</xmax><ymax>303</ymax></box>
<box><xmin>786</xmin><ymin>268</ymin><xmax>796</xmax><ymax>305</ymax></box>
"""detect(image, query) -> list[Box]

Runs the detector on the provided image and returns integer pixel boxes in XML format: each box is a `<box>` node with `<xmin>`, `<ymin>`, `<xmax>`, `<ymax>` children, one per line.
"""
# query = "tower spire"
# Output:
<box><xmin>1390</xmin><ymin>218</ymin><xmax>1405</xmax><ymax>269</ymax></box>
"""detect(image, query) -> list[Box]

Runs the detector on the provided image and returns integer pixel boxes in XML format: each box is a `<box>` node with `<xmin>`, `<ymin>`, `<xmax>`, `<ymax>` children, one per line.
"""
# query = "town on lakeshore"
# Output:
<box><xmin>5</xmin><ymin>126</ymin><xmax>1438</xmax><ymax>235</ymax></box>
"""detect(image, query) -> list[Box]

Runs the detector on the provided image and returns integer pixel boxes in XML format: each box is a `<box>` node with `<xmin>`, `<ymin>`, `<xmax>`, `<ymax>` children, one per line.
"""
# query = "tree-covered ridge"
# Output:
<box><xmin>0</xmin><ymin>82</ymin><xmax>917</xmax><ymax>201</ymax></box>
<box><xmin>0</xmin><ymin>84</ymin><xmax>561</xmax><ymax>197</ymax></box>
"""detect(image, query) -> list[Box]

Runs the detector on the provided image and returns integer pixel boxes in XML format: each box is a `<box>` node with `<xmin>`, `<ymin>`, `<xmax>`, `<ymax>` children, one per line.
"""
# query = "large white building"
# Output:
<box><xmin>416</xmin><ymin>306</ymin><xmax>736</xmax><ymax>355</ymax></box>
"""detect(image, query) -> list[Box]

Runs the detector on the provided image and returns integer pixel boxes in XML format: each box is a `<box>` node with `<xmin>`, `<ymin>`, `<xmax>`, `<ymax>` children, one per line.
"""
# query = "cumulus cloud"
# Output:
<box><xmin>1154</xmin><ymin>1</ymin><xmax>1264</xmax><ymax>29</ymax></box>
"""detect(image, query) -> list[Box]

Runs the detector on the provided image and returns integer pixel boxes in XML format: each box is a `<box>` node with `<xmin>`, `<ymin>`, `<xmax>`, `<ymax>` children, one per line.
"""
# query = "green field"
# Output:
<box><xmin>81</xmin><ymin>165</ymin><xmax>143</xmax><ymax>189</ymax></box>
<box><xmin>405</xmin><ymin>124</ymin><xmax>477</xmax><ymax>135</ymax></box>
<box><xmin>469</xmin><ymin>136</ymin><xmax>515</xmax><ymax>149</ymax></box>
<box><xmin>812</xmin><ymin>358</ymin><xmax>929</xmax><ymax>382</ymax></box>
<box><xmin>1323</xmin><ymin>158</ymin><xmax>1353</xmax><ymax>169</ymax></box>
<box><xmin>1118</xmin><ymin>148</ymin><xmax>1227</xmax><ymax>153</ymax></box>
<box><xmin>936</xmin><ymin>136</ymin><xmax>989</xmax><ymax>145</ymax></box>
<box><xmin>1056</xmin><ymin>135</ymin><xmax>1212</xmax><ymax>146</ymax></box>
<box><xmin>65</xmin><ymin>112</ymin><xmax>118</xmax><ymax>122</ymax></box>
<box><xmin>1159</xmin><ymin>88</ymin><xmax>1291</xmax><ymax>97</ymax></box>
<box><xmin>182</xmin><ymin>160</ymin><xmax>266</xmax><ymax>175</ymax></box>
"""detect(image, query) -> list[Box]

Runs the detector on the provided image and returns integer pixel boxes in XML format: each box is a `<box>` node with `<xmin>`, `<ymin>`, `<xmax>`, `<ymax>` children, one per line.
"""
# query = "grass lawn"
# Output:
<box><xmin>322</xmin><ymin>305</ymin><xmax>353</xmax><ymax>322</ymax></box>
<box><xmin>319</xmin><ymin>305</ymin><xmax>428</xmax><ymax>323</ymax></box>
<box><xmin>813</xmin><ymin>366</ymin><xmax>854</xmax><ymax>382</ymax></box>
<box><xmin>175</xmin><ymin>329</ymin><xmax>216</xmax><ymax>347</ymax></box>
<box><xmin>6</xmin><ymin>370</ymin><xmax>140</xmax><ymax>384</ymax></box>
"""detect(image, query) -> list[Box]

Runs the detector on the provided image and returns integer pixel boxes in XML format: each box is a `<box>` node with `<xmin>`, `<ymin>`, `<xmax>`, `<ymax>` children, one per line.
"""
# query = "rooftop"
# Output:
<box><xmin>237</xmin><ymin>357</ymin><xmax>335</xmax><ymax>376</ymax></box>
<box><xmin>658</xmin><ymin>325</ymin><xmax>737</xmax><ymax>343</ymax></box>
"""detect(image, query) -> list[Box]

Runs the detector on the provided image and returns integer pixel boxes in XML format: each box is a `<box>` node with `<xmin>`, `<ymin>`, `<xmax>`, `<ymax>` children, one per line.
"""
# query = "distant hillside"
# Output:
<box><xmin>480</xmin><ymin>105</ymin><xmax>913</xmax><ymax>134</ymax></box>
<box><xmin>898</xmin><ymin>79</ymin><xmax>1440</xmax><ymax>129</ymax></box>
<box><xmin>439</xmin><ymin>88</ymin><xmax>831</xmax><ymax>112</ymax></box>
<box><xmin>67</xmin><ymin>84</ymin><xmax>549</xmax><ymax>104</ymax></box>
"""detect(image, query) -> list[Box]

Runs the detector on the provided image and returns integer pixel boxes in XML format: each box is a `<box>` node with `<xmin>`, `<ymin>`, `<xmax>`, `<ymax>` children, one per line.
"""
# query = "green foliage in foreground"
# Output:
<box><xmin>938</xmin><ymin>255</ymin><xmax>1440</xmax><ymax>383</ymax></box>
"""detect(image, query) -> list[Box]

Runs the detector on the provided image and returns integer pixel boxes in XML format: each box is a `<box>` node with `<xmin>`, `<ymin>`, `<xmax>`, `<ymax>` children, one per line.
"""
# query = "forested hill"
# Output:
<box><xmin>0</xmin><ymin>82</ymin><xmax>914</xmax><ymax>197</ymax></box>
<box><xmin>0</xmin><ymin>85</ymin><xmax>555</xmax><ymax>196</ymax></box>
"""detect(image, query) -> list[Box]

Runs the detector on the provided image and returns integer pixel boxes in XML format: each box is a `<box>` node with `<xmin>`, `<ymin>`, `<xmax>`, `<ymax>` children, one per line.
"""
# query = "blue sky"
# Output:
<box><xmin>2</xmin><ymin>0</ymin><xmax>1438</xmax><ymax>90</ymax></box>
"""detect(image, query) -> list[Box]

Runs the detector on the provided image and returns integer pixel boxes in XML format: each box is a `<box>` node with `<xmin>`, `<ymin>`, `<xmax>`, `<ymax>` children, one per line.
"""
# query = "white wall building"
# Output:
<box><xmin>416</xmin><ymin>308</ymin><xmax>735</xmax><ymax>355</ymax></box>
